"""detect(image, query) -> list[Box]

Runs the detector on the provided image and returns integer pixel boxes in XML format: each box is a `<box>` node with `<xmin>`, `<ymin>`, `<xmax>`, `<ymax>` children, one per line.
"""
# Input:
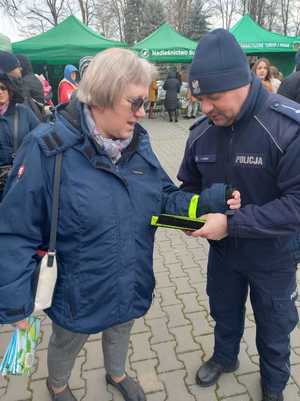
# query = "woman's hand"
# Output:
<box><xmin>227</xmin><ymin>190</ymin><xmax>241</xmax><ymax>209</ymax></box>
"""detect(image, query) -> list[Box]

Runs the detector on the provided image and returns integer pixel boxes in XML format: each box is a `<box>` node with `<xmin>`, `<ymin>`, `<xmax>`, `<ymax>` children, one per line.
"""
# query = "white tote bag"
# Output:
<box><xmin>34</xmin><ymin>253</ymin><xmax>58</xmax><ymax>312</ymax></box>
<box><xmin>33</xmin><ymin>153</ymin><xmax>62</xmax><ymax>313</ymax></box>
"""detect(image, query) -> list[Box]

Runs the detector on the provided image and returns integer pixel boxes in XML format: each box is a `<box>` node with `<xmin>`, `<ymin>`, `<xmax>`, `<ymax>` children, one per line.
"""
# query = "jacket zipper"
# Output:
<box><xmin>225</xmin><ymin>125</ymin><xmax>234</xmax><ymax>184</ymax></box>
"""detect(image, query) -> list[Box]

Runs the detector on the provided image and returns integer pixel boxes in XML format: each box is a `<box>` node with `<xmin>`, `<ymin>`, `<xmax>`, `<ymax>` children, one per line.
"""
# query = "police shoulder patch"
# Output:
<box><xmin>270</xmin><ymin>100</ymin><xmax>300</xmax><ymax>124</ymax></box>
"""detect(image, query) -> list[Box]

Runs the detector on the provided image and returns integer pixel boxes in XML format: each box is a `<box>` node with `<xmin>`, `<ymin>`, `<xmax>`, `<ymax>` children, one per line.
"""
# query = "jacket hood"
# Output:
<box><xmin>64</xmin><ymin>64</ymin><xmax>79</xmax><ymax>84</ymax></box>
<box><xmin>167</xmin><ymin>71</ymin><xmax>177</xmax><ymax>79</ymax></box>
<box><xmin>16</xmin><ymin>54</ymin><xmax>33</xmax><ymax>76</ymax></box>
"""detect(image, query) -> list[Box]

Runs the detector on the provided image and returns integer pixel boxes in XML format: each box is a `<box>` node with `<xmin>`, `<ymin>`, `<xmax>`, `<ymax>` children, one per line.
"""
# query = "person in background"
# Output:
<box><xmin>0</xmin><ymin>50</ymin><xmax>22</xmax><ymax>79</ymax></box>
<box><xmin>252</xmin><ymin>57</ymin><xmax>273</xmax><ymax>92</ymax></box>
<box><xmin>176</xmin><ymin>70</ymin><xmax>182</xmax><ymax>86</ymax></box>
<box><xmin>163</xmin><ymin>71</ymin><xmax>181</xmax><ymax>122</ymax></box>
<box><xmin>79</xmin><ymin>55</ymin><xmax>93</xmax><ymax>79</ymax></box>
<box><xmin>16</xmin><ymin>54</ymin><xmax>45</xmax><ymax>121</ymax></box>
<box><xmin>269</xmin><ymin>65</ymin><xmax>282</xmax><ymax>93</ymax></box>
<box><xmin>0</xmin><ymin>48</ymin><xmax>240</xmax><ymax>401</ymax></box>
<box><xmin>178</xmin><ymin>29</ymin><xmax>300</xmax><ymax>401</ymax></box>
<box><xmin>278</xmin><ymin>49</ymin><xmax>300</xmax><ymax>103</ymax></box>
<box><xmin>0</xmin><ymin>72</ymin><xmax>39</xmax><ymax>200</ymax></box>
<box><xmin>148</xmin><ymin>79</ymin><xmax>158</xmax><ymax>119</ymax></box>
<box><xmin>36</xmin><ymin>73</ymin><xmax>54</xmax><ymax>107</ymax></box>
<box><xmin>184</xmin><ymin>88</ymin><xmax>199</xmax><ymax>119</ymax></box>
<box><xmin>58</xmin><ymin>64</ymin><xmax>79</xmax><ymax>104</ymax></box>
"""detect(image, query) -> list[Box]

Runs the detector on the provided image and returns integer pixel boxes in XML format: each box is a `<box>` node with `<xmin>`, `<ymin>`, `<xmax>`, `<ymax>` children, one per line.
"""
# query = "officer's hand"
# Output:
<box><xmin>191</xmin><ymin>213</ymin><xmax>228</xmax><ymax>240</ymax></box>
<box><xmin>13</xmin><ymin>320</ymin><xmax>30</xmax><ymax>330</ymax></box>
<box><xmin>227</xmin><ymin>190</ymin><xmax>241</xmax><ymax>209</ymax></box>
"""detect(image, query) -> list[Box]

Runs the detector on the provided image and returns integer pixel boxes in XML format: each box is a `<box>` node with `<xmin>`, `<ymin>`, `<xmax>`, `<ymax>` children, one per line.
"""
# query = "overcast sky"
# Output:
<box><xmin>1</xmin><ymin>11</ymin><xmax>22</xmax><ymax>42</ymax></box>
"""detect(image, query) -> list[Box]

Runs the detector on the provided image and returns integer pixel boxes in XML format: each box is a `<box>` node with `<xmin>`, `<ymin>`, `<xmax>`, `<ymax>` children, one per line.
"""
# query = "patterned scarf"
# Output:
<box><xmin>84</xmin><ymin>105</ymin><xmax>132</xmax><ymax>164</ymax></box>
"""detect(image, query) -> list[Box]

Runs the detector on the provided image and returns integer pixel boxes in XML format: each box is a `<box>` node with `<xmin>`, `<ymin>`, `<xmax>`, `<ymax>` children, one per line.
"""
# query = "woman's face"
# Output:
<box><xmin>0</xmin><ymin>82</ymin><xmax>9</xmax><ymax>105</ymax></box>
<box><xmin>255</xmin><ymin>61</ymin><xmax>268</xmax><ymax>80</ymax></box>
<box><xmin>91</xmin><ymin>83</ymin><xmax>148</xmax><ymax>140</ymax></box>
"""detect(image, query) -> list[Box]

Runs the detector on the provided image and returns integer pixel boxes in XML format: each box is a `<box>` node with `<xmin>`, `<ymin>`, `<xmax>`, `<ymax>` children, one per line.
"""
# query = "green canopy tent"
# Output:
<box><xmin>12</xmin><ymin>15</ymin><xmax>127</xmax><ymax>65</ymax></box>
<box><xmin>0</xmin><ymin>33</ymin><xmax>12</xmax><ymax>52</ymax></box>
<box><xmin>133</xmin><ymin>23</ymin><xmax>197</xmax><ymax>63</ymax></box>
<box><xmin>230</xmin><ymin>15</ymin><xmax>300</xmax><ymax>76</ymax></box>
<box><xmin>12</xmin><ymin>16</ymin><xmax>127</xmax><ymax>102</ymax></box>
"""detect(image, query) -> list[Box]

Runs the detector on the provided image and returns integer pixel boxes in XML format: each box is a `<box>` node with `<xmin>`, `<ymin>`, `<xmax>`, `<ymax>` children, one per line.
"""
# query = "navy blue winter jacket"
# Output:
<box><xmin>0</xmin><ymin>100</ymin><xmax>229</xmax><ymax>333</ymax></box>
<box><xmin>178</xmin><ymin>77</ymin><xmax>300</xmax><ymax>271</ymax></box>
<box><xmin>0</xmin><ymin>103</ymin><xmax>39</xmax><ymax>166</ymax></box>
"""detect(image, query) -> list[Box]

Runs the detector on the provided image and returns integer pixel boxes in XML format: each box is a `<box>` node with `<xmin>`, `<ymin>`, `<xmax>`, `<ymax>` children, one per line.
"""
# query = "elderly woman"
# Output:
<box><xmin>0</xmin><ymin>72</ymin><xmax>39</xmax><ymax>200</ymax></box>
<box><xmin>0</xmin><ymin>49</ymin><xmax>240</xmax><ymax>401</ymax></box>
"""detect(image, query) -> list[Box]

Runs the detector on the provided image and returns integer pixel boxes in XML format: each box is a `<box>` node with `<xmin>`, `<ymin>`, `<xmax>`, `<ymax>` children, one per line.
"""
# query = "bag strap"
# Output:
<box><xmin>47</xmin><ymin>152</ymin><xmax>63</xmax><ymax>267</ymax></box>
<box><xmin>12</xmin><ymin>107</ymin><xmax>19</xmax><ymax>158</ymax></box>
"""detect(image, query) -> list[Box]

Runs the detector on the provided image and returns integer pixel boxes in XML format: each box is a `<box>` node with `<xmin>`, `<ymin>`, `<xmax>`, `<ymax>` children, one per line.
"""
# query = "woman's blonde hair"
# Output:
<box><xmin>77</xmin><ymin>48</ymin><xmax>157</xmax><ymax>108</ymax></box>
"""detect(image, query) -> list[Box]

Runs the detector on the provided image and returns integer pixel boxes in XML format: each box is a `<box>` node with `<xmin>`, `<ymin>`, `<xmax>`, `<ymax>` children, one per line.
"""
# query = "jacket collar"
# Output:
<box><xmin>233</xmin><ymin>75</ymin><xmax>269</xmax><ymax>127</ymax></box>
<box><xmin>54</xmin><ymin>97</ymin><xmax>157</xmax><ymax>167</ymax></box>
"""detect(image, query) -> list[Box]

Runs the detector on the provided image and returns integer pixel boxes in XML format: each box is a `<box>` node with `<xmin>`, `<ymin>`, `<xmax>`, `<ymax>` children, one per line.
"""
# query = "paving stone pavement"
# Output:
<box><xmin>1</xmin><ymin>116</ymin><xmax>300</xmax><ymax>401</ymax></box>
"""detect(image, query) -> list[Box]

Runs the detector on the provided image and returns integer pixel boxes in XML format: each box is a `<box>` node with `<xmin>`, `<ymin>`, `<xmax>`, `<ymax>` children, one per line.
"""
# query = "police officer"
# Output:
<box><xmin>178</xmin><ymin>29</ymin><xmax>300</xmax><ymax>401</ymax></box>
<box><xmin>278</xmin><ymin>49</ymin><xmax>300</xmax><ymax>103</ymax></box>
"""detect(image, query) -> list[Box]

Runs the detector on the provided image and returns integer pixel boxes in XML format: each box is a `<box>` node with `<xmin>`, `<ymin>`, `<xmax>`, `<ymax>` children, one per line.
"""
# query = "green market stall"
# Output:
<box><xmin>12</xmin><ymin>15</ymin><xmax>127</xmax><ymax>65</ymax></box>
<box><xmin>0</xmin><ymin>33</ymin><xmax>12</xmax><ymax>52</ymax></box>
<box><xmin>133</xmin><ymin>23</ymin><xmax>197</xmax><ymax>63</ymax></box>
<box><xmin>12</xmin><ymin>16</ymin><xmax>127</xmax><ymax>102</ymax></box>
<box><xmin>230</xmin><ymin>15</ymin><xmax>300</xmax><ymax>76</ymax></box>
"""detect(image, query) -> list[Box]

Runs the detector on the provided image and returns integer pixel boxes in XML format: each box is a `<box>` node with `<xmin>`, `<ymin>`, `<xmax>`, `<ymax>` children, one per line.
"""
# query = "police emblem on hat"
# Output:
<box><xmin>191</xmin><ymin>80</ymin><xmax>201</xmax><ymax>95</ymax></box>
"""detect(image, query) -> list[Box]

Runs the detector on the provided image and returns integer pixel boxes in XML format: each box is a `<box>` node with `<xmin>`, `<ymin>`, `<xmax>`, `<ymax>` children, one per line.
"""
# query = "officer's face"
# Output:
<box><xmin>90</xmin><ymin>83</ymin><xmax>148</xmax><ymax>139</ymax></box>
<box><xmin>198</xmin><ymin>85</ymin><xmax>250</xmax><ymax>127</ymax></box>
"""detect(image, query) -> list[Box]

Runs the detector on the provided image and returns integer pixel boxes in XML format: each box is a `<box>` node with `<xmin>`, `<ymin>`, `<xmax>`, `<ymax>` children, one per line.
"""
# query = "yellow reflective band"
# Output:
<box><xmin>151</xmin><ymin>216</ymin><xmax>159</xmax><ymax>225</ymax></box>
<box><xmin>188</xmin><ymin>195</ymin><xmax>199</xmax><ymax>219</ymax></box>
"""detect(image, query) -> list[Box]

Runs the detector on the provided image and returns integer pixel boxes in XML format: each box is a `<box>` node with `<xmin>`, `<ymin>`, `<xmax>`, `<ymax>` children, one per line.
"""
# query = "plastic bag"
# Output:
<box><xmin>0</xmin><ymin>316</ymin><xmax>41</xmax><ymax>375</ymax></box>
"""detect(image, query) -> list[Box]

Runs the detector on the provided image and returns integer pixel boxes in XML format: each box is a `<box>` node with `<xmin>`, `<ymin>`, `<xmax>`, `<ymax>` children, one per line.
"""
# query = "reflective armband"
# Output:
<box><xmin>188</xmin><ymin>194</ymin><xmax>199</xmax><ymax>219</ymax></box>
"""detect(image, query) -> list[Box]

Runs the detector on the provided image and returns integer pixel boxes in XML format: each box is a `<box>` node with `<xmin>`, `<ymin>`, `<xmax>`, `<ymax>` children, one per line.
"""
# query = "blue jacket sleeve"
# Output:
<box><xmin>228</xmin><ymin>130</ymin><xmax>300</xmax><ymax>238</ymax></box>
<box><xmin>159</xmin><ymin>164</ymin><xmax>228</xmax><ymax>216</ymax></box>
<box><xmin>0</xmin><ymin>134</ymin><xmax>50</xmax><ymax>323</ymax></box>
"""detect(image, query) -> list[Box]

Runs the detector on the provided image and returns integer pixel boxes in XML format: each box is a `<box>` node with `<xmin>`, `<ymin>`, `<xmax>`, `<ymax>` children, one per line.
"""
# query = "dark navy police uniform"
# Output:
<box><xmin>178</xmin><ymin>77</ymin><xmax>300</xmax><ymax>393</ymax></box>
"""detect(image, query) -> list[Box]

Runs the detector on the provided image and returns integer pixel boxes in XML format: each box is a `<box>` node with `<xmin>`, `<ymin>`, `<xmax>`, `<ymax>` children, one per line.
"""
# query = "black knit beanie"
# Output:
<box><xmin>189</xmin><ymin>29</ymin><xmax>251</xmax><ymax>96</ymax></box>
<box><xmin>0</xmin><ymin>51</ymin><xmax>20</xmax><ymax>74</ymax></box>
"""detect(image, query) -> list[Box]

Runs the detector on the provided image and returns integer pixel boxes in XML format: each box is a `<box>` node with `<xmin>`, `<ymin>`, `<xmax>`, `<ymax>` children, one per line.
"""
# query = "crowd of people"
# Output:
<box><xmin>147</xmin><ymin>55</ymin><xmax>288</xmax><ymax>122</ymax></box>
<box><xmin>0</xmin><ymin>33</ymin><xmax>300</xmax><ymax>401</ymax></box>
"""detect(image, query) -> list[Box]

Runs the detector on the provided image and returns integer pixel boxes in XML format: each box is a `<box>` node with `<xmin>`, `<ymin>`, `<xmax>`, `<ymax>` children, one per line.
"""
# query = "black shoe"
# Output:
<box><xmin>191</xmin><ymin>115</ymin><xmax>196</xmax><ymax>118</ymax></box>
<box><xmin>262</xmin><ymin>389</ymin><xmax>284</xmax><ymax>401</ymax></box>
<box><xmin>196</xmin><ymin>358</ymin><xmax>239</xmax><ymax>387</ymax></box>
<box><xmin>174</xmin><ymin>119</ymin><xmax>178</xmax><ymax>122</ymax></box>
<box><xmin>46</xmin><ymin>379</ymin><xmax>77</xmax><ymax>401</ymax></box>
<box><xmin>106</xmin><ymin>374</ymin><xmax>146</xmax><ymax>401</ymax></box>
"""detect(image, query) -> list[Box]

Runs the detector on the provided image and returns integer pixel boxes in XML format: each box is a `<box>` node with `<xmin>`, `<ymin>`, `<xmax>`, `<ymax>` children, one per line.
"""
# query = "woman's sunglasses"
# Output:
<box><xmin>0</xmin><ymin>84</ymin><xmax>8</xmax><ymax>91</ymax></box>
<box><xmin>126</xmin><ymin>96</ymin><xmax>147</xmax><ymax>113</ymax></box>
